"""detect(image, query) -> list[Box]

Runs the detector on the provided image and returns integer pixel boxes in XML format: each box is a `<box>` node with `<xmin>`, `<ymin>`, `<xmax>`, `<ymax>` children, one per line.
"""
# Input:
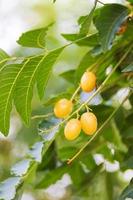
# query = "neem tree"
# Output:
<box><xmin>0</xmin><ymin>0</ymin><xmax>133</xmax><ymax>199</ymax></box>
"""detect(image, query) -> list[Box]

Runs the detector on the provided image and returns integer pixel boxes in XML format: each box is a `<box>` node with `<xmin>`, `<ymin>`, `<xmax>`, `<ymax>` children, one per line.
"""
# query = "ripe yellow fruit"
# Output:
<box><xmin>64</xmin><ymin>118</ymin><xmax>81</xmax><ymax>140</ymax></box>
<box><xmin>80</xmin><ymin>112</ymin><xmax>97</xmax><ymax>135</ymax></box>
<box><xmin>54</xmin><ymin>98</ymin><xmax>73</xmax><ymax>118</ymax></box>
<box><xmin>80</xmin><ymin>71</ymin><xmax>96</xmax><ymax>92</ymax></box>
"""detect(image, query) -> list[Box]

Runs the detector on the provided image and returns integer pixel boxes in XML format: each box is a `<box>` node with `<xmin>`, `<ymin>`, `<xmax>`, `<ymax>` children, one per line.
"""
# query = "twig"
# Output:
<box><xmin>71</xmin><ymin>85</ymin><xmax>81</xmax><ymax>101</ymax></box>
<box><xmin>31</xmin><ymin>113</ymin><xmax>53</xmax><ymax>120</ymax></box>
<box><xmin>97</xmin><ymin>0</ymin><xmax>105</xmax><ymax>5</ymax></box>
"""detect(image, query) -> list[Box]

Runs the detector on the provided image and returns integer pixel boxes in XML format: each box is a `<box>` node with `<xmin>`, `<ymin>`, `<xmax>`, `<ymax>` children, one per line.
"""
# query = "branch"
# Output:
<box><xmin>67</xmin><ymin>92</ymin><xmax>131</xmax><ymax>164</ymax></box>
<box><xmin>39</xmin><ymin>44</ymin><xmax>132</xmax><ymax>134</ymax></box>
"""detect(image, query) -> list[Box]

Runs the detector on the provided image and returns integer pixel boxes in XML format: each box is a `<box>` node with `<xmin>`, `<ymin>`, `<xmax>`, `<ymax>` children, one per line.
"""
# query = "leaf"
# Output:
<box><xmin>122</xmin><ymin>63</ymin><xmax>133</xmax><ymax>72</ymax></box>
<box><xmin>123</xmin><ymin>126</ymin><xmax>133</xmax><ymax>141</ymax></box>
<box><xmin>80</xmin><ymin>154</ymin><xmax>96</xmax><ymax>171</ymax></box>
<box><xmin>43</xmin><ymin>92</ymin><xmax>72</xmax><ymax>106</ymax></box>
<box><xmin>38</xmin><ymin>117</ymin><xmax>61</xmax><ymax>159</ymax></box>
<box><xmin>75</xmin><ymin>50</ymin><xmax>101</xmax><ymax>84</ymax></box>
<box><xmin>0</xmin><ymin>64</ymin><xmax>23</xmax><ymax>135</ymax></box>
<box><xmin>0</xmin><ymin>49</ymin><xmax>9</xmax><ymax>69</ymax></box>
<box><xmin>37</xmin><ymin>47</ymin><xmax>64</xmax><ymax>99</ymax></box>
<box><xmin>118</xmin><ymin>178</ymin><xmax>133</xmax><ymax>200</ymax></box>
<box><xmin>36</xmin><ymin>165</ymin><xmax>67</xmax><ymax>189</ymax></box>
<box><xmin>0</xmin><ymin>121</ymin><xmax>60</xmax><ymax>197</ymax></box>
<box><xmin>0</xmin><ymin>117</ymin><xmax>61</xmax><ymax>198</ymax></box>
<box><xmin>11</xmin><ymin>159</ymin><xmax>33</xmax><ymax>176</ymax></box>
<box><xmin>62</xmin><ymin>33</ymin><xmax>99</xmax><ymax>47</ymax></box>
<box><xmin>96</xmin><ymin>144</ymin><xmax>114</xmax><ymax>162</ymax></box>
<box><xmin>59</xmin><ymin>69</ymin><xmax>75</xmax><ymax>84</ymax></box>
<box><xmin>85</xmin><ymin>172</ymin><xmax>111</xmax><ymax>200</ymax></box>
<box><xmin>57</xmin><ymin>146</ymin><xmax>78</xmax><ymax>161</ymax></box>
<box><xmin>14</xmin><ymin>55</ymin><xmax>43</xmax><ymax>125</ymax></box>
<box><xmin>17</xmin><ymin>24</ymin><xmax>53</xmax><ymax>48</ymax></box>
<box><xmin>0</xmin><ymin>49</ymin><xmax>9</xmax><ymax>62</ymax></box>
<box><xmin>13</xmin><ymin>47</ymin><xmax>63</xmax><ymax>126</ymax></box>
<box><xmin>110</xmin><ymin>119</ymin><xmax>127</xmax><ymax>152</ymax></box>
<box><xmin>38</xmin><ymin>117</ymin><xmax>61</xmax><ymax>142</ymax></box>
<box><xmin>78</xmin><ymin>0</ymin><xmax>98</xmax><ymax>35</ymax></box>
<box><xmin>93</xmin><ymin>4</ymin><xmax>129</xmax><ymax>51</ymax></box>
<box><xmin>28</xmin><ymin>141</ymin><xmax>44</xmax><ymax>162</ymax></box>
<box><xmin>127</xmin><ymin>0</ymin><xmax>133</xmax><ymax>3</ymax></box>
<box><xmin>121</xmin><ymin>156</ymin><xmax>133</xmax><ymax>169</ymax></box>
<box><xmin>69</xmin><ymin>162</ymin><xmax>86</xmax><ymax>186</ymax></box>
<box><xmin>0</xmin><ymin>177</ymin><xmax>22</xmax><ymax>200</ymax></box>
<box><xmin>91</xmin><ymin>105</ymin><xmax>114</xmax><ymax>124</ymax></box>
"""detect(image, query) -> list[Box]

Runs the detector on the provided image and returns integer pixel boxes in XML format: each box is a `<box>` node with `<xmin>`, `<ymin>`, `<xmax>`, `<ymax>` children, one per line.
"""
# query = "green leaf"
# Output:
<box><xmin>57</xmin><ymin>146</ymin><xmax>78</xmax><ymax>161</ymax></box>
<box><xmin>80</xmin><ymin>154</ymin><xmax>96</xmax><ymax>170</ymax></box>
<box><xmin>37</xmin><ymin>47</ymin><xmax>64</xmax><ymax>99</ymax></box>
<box><xmin>62</xmin><ymin>33</ymin><xmax>99</xmax><ymax>47</ymax></box>
<box><xmin>75</xmin><ymin>50</ymin><xmax>101</xmax><ymax>84</ymax></box>
<box><xmin>13</xmin><ymin>47</ymin><xmax>63</xmax><ymax>126</ymax></box>
<box><xmin>121</xmin><ymin>156</ymin><xmax>133</xmax><ymax>169</ymax></box>
<box><xmin>93</xmin><ymin>4</ymin><xmax>129</xmax><ymax>51</ymax></box>
<box><xmin>0</xmin><ymin>118</ymin><xmax>60</xmax><ymax>198</ymax></box>
<box><xmin>0</xmin><ymin>49</ymin><xmax>9</xmax><ymax>69</ymax></box>
<box><xmin>78</xmin><ymin>0</ymin><xmax>98</xmax><ymax>35</ymax></box>
<box><xmin>110</xmin><ymin>119</ymin><xmax>127</xmax><ymax>153</ymax></box>
<box><xmin>69</xmin><ymin>162</ymin><xmax>86</xmax><ymax>186</ymax></box>
<box><xmin>36</xmin><ymin>165</ymin><xmax>67</xmax><ymax>188</ymax></box>
<box><xmin>43</xmin><ymin>92</ymin><xmax>72</xmax><ymax>106</ymax></box>
<box><xmin>59</xmin><ymin>69</ymin><xmax>75</xmax><ymax>84</ymax></box>
<box><xmin>0</xmin><ymin>119</ymin><xmax>60</xmax><ymax>197</ymax></box>
<box><xmin>123</xmin><ymin>126</ymin><xmax>133</xmax><ymax>140</ymax></box>
<box><xmin>14</xmin><ymin>55</ymin><xmax>43</xmax><ymax>125</ymax></box>
<box><xmin>38</xmin><ymin>117</ymin><xmax>61</xmax><ymax>141</ymax></box>
<box><xmin>118</xmin><ymin>179</ymin><xmax>133</xmax><ymax>200</ymax></box>
<box><xmin>96</xmin><ymin>144</ymin><xmax>114</xmax><ymax>162</ymax></box>
<box><xmin>127</xmin><ymin>0</ymin><xmax>133</xmax><ymax>3</ymax></box>
<box><xmin>0</xmin><ymin>64</ymin><xmax>23</xmax><ymax>135</ymax></box>
<box><xmin>28</xmin><ymin>141</ymin><xmax>44</xmax><ymax>162</ymax></box>
<box><xmin>0</xmin><ymin>49</ymin><xmax>9</xmax><ymax>62</ymax></box>
<box><xmin>38</xmin><ymin>118</ymin><xmax>61</xmax><ymax>156</ymax></box>
<box><xmin>122</xmin><ymin>63</ymin><xmax>133</xmax><ymax>72</ymax></box>
<box><xmin>17</xmin><ymin>24</ymin><xmax>52</xmax><ymax>48</ymax></box>
<box><xmin>85</xmin><ymin>172</ymin><xmax>111</xmax><ymax>200</ymax></box>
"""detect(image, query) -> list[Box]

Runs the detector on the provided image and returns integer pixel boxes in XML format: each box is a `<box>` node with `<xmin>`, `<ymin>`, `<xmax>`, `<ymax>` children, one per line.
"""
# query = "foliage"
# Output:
<box><xmin>0</xmin><ymin>1</ymin><xmax>133</xmax><ymax>200</ymax></box>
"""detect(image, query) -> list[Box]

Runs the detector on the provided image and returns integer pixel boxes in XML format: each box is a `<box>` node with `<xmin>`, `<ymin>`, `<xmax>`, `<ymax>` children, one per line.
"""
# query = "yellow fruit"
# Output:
<box><xmin>80</xmin><ymin>112</ymin><xmax>97</xmax><ymax>135</ymax></box>
<box><xmin>80</xmin><ymin>71</ymin><xmax>96</xmax><ymax>92</ymax></box>
<box><xmin>54</xmin><ymin>98</ymin><xmax>73</xmax><ymax>118</ymax></box>
<box><xmin>64</xmin><ymin>118</ymin><xmax>81</xmax><ymax>140</ymax></box>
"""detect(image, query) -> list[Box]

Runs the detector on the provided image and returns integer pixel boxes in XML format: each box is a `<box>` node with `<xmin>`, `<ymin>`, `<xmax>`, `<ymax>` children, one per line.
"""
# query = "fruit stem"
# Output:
<box><xmin>67</xmin><ymin>93</ymin><xmax>131</xmax><ymax>164</ymax></box>
<box><xmin>71</xmin><ymin>85</ymin><xmax>81</xmax><ymax>101</ymax></box>
<box><xmin>76</xmin><ymin>112</ymin><xmax>80</xmax><ymax>119</ymax></box>
<box><xmin>85</xmin><ymin>105</ymin><xmax>92</xmax><ymax>112</ymax></box>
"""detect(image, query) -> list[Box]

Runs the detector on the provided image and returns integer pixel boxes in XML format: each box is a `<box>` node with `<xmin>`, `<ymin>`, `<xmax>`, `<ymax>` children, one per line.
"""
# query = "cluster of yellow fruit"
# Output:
<box><xmin>54</xmin><ymin>71</ymin><xmax>98</xmax><ymax>140</ymax></box>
